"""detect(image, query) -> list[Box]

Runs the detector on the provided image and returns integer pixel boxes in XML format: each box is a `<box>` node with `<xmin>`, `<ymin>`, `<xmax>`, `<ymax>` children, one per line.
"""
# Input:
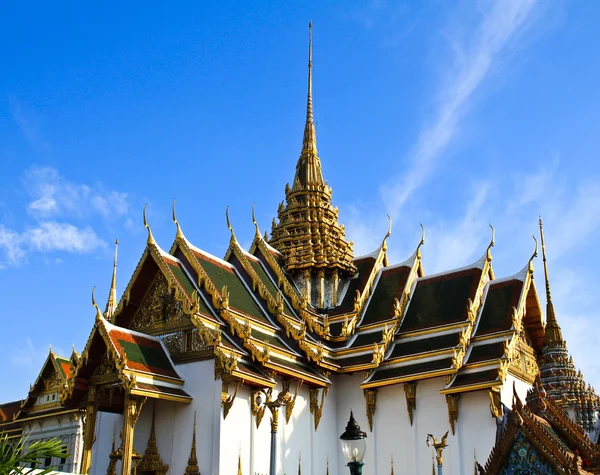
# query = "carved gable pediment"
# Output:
<box><xmin>131</xmin><ymin>273</ymin><xmax>189</xmax><ymax>334</ymax></box>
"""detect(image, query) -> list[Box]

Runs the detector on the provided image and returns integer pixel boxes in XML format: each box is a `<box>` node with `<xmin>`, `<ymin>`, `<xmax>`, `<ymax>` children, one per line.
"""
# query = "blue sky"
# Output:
<box><xmin>1</xmin><ymin>0</ymin><xmax>599</xmax><ymax>402</ymax></box>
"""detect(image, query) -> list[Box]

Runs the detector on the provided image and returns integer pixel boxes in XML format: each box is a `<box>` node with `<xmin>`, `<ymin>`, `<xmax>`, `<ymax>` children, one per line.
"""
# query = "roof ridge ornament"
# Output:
<box><xmin>486</xmin><ymin>224</ymin><xmax>495</xmax><ymax>262</ymax></box>
<box><xmin>143</xmin><ymin>204</ymin><xmax>156</xmax><ymax>246</ymax></box>
<box><xmin>381</xmin><ymin>214</ymin><xmax>392</xmax><ymax>252</ymax></box>
<box><xmin>252</xmin><ymin>202</ymin><xmax>261</xmax><ymax>239</ymax></box>
<box><xmin>528</xmin><ymin>235</ymin><xmax>538</xmax><ymax>273</ymax></box>
<box><xmin>92</xmin><ymin>286</ymin><xmax>103</xmax><ymax>322</ymax></box>
<box><xmin>172</xmin><ymin>198</ymin><xmax>184</xmax><ymax>240</ymax></box>
<box><xmin>226</xmin><ymin>206</ymin><xmax>237</xmax><ymax>243</ymax></box>
<box><xmin>417</xmin><ymin>223</ymin><xmax>425</xmax><ymax>260</ymax></box>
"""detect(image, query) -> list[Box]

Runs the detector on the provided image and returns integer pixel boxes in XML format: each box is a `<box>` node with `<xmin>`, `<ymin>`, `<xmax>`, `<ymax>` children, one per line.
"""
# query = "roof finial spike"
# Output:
<box><xmin>486</xmin><ymin>224</ymin><xmax>495</xmax><ymax>261</ymax></box>
<box><xmin>104</xmin><ymin>238</ymin><xmax>119</xmax><ymax>321</ymax></box>
<box><xmin>49</xmin><ymin>344</ymin><xmax>53</xmax><ymax>354</ymax></box>
<box><xmin>528</xmin><ymin>235</ymin><xmax>538</xmax><ymax>273</ymax></box>
<box><xmin>416</xmin><ymin>223</ymin><xmax>426</xmax><ymax>259</ymax></box>
<box><xmin>226</xmin><ymin>206</ymin><xmax>237</xmax><ymax>242</ymax></box>
<box><xmin>252</xmin><ymin>202</ymin><xmax>261</xmax><ymax>239</ymax></box>
<box><xmin>172</xmin><ymin>199</ymin><xmax>184</xmax><ymax>240</ymax></box>
<box><xmin>92</xmin><ymin>286</ymin><xmax>103</xmax><ymax>322</ymax></box>
<box><xmin>382</xmin><ymin>214</ymin><xmax>392</xmax><ymax>251</ymax></box>
<box><xmin>539</xmin><ymin>216</ymin><xmax>564</xmax><ymax>346</ymax></box>
<box><xmin>143</xmin><ymin>204</ymin><xmax>156</xmax><ymax>245</ymax></box>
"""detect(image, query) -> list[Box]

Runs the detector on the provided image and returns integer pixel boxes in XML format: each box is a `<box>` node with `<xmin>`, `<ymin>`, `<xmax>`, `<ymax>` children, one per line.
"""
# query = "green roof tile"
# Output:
<box><xmin>401</xmin><ymin>268</ymin><xmax>481</xmax><ymax>332</ymax></box>
<box><xmin>476</xmin><ymin>280</ymin><xmax>522</xmax><ymax>336</ymax></box>
<box><xmin>361</xmin><ymin>266</ymin><xmax>411</xmax><ymax>325</ymax></box>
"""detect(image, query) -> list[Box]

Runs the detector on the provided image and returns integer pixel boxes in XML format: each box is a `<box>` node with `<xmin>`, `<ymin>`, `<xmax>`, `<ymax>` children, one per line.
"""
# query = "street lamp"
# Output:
<box><xmin>340</xmin><ymin>411</ymin><xmax>367</xmax><ymax>475</ymax></box>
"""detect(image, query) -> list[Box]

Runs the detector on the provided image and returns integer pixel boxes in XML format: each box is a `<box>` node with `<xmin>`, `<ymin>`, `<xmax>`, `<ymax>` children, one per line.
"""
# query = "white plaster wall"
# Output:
<box><xmin>217</xmin><ymin>377</ymin><xmax>342</xmax><ymax>475</ymax></box>
<box><xmin>500</xmin><ymin>374</ymin><xmax>532</xmax><ymax>408</ymax></box>
<box><xmin>170</xmin><ymin>359</ymin><xmax>221</xmax><ymax>475</ymax></box>
<box><xmin>334</xmin><ymin>373</ymin><xmax>371</xmax><ymax>475</ymax></box>
<box><xmin>90</xmin><ymin>411</ymin><xmax>122</xmax><ymax>475</ymax></box>
<box><xmin>332</xmin><ymin>375</ymin><xmax>499</xmax><ymax>475</ymax></box>
<box><xmin>455</xmin><ymin>389</ymin><xmax>498</xmax><ymax>474</ymax></box>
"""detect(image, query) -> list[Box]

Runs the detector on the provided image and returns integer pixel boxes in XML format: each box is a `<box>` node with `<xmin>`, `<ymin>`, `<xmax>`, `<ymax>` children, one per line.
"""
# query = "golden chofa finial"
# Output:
<box><xmin>529</xmin><ymin>235</ymin><xmax>538</xmax><ymax>273</ymax></box>
<box><xmin>252</xmin><ymin>202</ymin><xmax>261</xmax><ymax>239</ymax></box>
<box><xmin>92</xmin><ymin>286</ymin><xmax>103</xmax><ymax>322</ymax></box>
<box><xmin>172</xmin><ymin>199</ymin><xmax>184</xmax><ymax>240</ymax></box>
<box><xmin>486</xmin><ymin>224</ymin><xmax>495</xmax><ymax>261</ymax></box>
<box><xmin>143</xmin><ymin>204</ymin><xmax>156</xmax><ymax>245</ymax></box>
<box><xmin>381</xmin><ymin>214</ymin><xmax>392</xmax><ymax>252</ymax></box>
<box><xmin>417</xmin><ymin>223</ymin><xmax>425</xmax><ymax>259</ymax></box>
<box><xmin>226</xmin><ymin>206</ymin><xmax>237</xmax><ymax>243</ymax></box>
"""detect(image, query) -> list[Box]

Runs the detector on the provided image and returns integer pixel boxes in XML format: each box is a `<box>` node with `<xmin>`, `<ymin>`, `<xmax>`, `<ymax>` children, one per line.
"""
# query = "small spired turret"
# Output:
<box><xmin>269</xmin><ymin>22</ymin><xmax>356</xmax><ymax>309</ymax></box>
<box><xmin>537</xmin><ymin>217</ymin><xmax>600</xmax><ymax>436</ymax></box>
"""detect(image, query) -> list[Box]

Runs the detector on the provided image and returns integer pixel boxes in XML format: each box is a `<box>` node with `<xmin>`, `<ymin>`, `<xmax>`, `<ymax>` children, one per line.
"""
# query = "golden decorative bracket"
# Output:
<box><xmin>489</xmin><ymin>389</ymin><xmax>502</xmax><ymax>418</ymax></box>
<box><xmin>363</xmin><ymin>389</ymin><xmax>377</xmax><ymax>432</ymax></box>
<box><xmin>404</xmin><ymin>382</ymin><xmax>417</xmax><ymax>425</ymax></box>
<box><xmin>284</xmin><ymin>380</ymin><xmax>303</xmax><ymax>424</ymax></box>
<box><xmin>221</xmin><ymin>378</ymin><xmax>242</xmax><ymax>419</ymax></box>
<box><xmin>309</xmin><ymin>387</ymin><xmax>328</xmax><ymax>431</ymax></box>
<box><xmin>446</xmin><ymin>394</ymin><xmax>459</xmax><ymax>435</ymax></box>
<box><xmin>251</xmin><ymin>389</ymin><xmax>268</xmax><ymax>428</ymax></box>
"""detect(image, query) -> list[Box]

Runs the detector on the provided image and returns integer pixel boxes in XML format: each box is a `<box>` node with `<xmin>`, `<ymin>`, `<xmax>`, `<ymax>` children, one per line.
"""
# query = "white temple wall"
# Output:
<box><xmin>455</xmin><ymin>389</ymin><xmax>497</xmax><ymax>474</ymax></box>
<box><xmin>219</xmin><ymin>384</ymin><xmax>252</xmax><ymax>475</ymax></box>
<box><xmin>91</xmin><ymin>411</ymin><xmax>122</xmax><ymax>475</ymax></box>
<box><xmin>217</xmin><ymin>378</ymin><xmax>341</xmax><ymax>475</ymax></box>
<box><xmin>311</xmin><ymin>378</ymin><xmax>340</xmax><ymax>475</ymax></box>
<box><xmin>500</xmin><ymin>374</ymin><xmax>531</xmax><ymax>407</ymax></box>
<box><xmin>333</xmin><ymin>373</ymin><xmax>371</xmax><ymax>475</ymax></box>
<box><xmin>171</xmin><ymin>359</ymin><xmax>221</xmax><ymax>475</ymax></box>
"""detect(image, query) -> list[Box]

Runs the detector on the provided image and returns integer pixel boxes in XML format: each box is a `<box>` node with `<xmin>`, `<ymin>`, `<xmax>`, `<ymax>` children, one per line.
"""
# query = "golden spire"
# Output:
<box><xmin>297</xmin><ymin>452</ymin><xmax>301</xmax><ymax>475</ymax></box>
<box><xmin>237</xmin><ymin>450</ymin><xmax>242</xmax><ymax>475</ymax></box>
<box><xmin>104</xmin><ymin>238</ymin><xmax>119</xmax><ymax>321</ymax></box>
<box><xmin>293</xmin><ymin>20</ymin><xmax>324</xmax><ymax>190</ymax></box>
<box><xmin>326</xmin><ymin>456</ymin><xmax>329</xmax><ymax>475</ymax></box>
<box><xmin>185</xmin><ymin>412</ymin><xmax>200</xmax><ymax>475</ymax></box>
<box><xmin>539</xmin><ymin>216</ymin><xmax>564</xmax><ymax>346</ymax></box>
<box><xmin>390</xmin><ymin>455</ymin><xmax>394</xmax><ymax>475</ymax></box>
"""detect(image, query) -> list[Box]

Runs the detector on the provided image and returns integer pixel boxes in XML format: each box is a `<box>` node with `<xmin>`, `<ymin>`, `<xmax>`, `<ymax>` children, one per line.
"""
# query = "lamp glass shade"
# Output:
<box><xmin>341</xmin><ymin>438</ymin><xmax>366</xmax><ymax>464</ymax></box>
<box><xmin>340</xmin><ymin>411</ymin><xmax>367</xmax><ymax>464</ymax></box>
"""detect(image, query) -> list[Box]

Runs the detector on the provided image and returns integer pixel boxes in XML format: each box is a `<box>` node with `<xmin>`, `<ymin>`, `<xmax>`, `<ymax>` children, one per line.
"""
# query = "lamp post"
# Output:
<box><xmin>340</xmin><ymin>411</ymin><xmax>367</xmax><ymax>475</ymax></box>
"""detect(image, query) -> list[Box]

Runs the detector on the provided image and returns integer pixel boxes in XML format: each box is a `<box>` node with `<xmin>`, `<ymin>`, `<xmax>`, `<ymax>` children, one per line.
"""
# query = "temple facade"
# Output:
<box><xmin>2</xmin><ymin>24</ymin><xmax>600</xmax><ymax>475</ymax></box>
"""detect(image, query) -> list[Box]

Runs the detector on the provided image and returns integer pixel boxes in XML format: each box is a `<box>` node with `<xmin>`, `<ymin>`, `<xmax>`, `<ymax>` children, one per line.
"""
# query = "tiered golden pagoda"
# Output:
<box><xmin>269</xmin><ymin>22</ymin><xmax>356</xmax><ymax>308</ymax></box>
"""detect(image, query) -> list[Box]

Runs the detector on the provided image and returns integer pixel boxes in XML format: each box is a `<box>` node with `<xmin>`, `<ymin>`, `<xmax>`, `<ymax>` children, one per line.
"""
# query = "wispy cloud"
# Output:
<box><xmin>0</xmin><ymin>222</ymin><xmax>106</xmax><ymax>267</ymax></box>
<box><xmin>0</xmin><ymin>167</ymin><xmax>130</xmax><ymax>268</ymax></box>
<box><xmin>381</xmin><ymin>0</ymin><xmax>538</xmax><ymax>218</ymax></box>
<box><xmin>9</xmin><ymin>337</ymin><xmax>64</xmax><ymax>367</ymax></box>
<box><xmin>25</xmin><ymin>167</ymin><xmax>129</xmax><ymax>220</ymax></box>
<box><xmin>9</xmin><ymin>97</ymin><xmax>50</xmax><ymax>152</ymax></box>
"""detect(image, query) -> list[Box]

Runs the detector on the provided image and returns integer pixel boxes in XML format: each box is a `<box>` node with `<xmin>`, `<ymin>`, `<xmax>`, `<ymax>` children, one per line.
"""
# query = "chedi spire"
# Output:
<box><xmin>268</xmin><ymin>22</ymin><xmax>356</xmax><ymax>308</ymax></box>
